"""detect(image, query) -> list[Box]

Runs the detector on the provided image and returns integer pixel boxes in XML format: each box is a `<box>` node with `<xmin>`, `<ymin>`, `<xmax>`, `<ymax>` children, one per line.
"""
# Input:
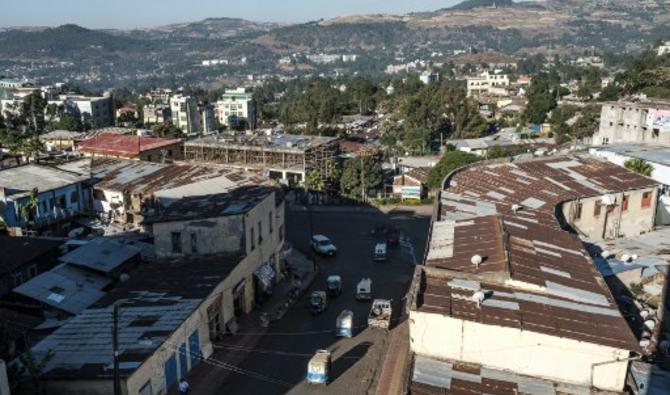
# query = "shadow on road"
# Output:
<box><xmin>329</xmin><ymin>341</ymin><xmax>373</xmax><ymax>383</ymax></box>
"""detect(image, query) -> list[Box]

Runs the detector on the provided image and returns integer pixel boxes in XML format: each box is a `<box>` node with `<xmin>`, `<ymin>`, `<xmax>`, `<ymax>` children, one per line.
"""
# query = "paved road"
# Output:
<box><xmin>211</xmin><ymin>208</ymin><xmax>430</xmax><ymax>395</ymax></box>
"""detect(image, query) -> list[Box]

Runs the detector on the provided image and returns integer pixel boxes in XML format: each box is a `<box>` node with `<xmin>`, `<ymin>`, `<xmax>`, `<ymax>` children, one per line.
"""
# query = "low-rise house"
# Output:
<box><xmin>28</xmin><ymin>249</ymin><xmax>284</xmax><ymax>395</ymax></box>
<box><xmin>142</xmin><ymin>103</ymin><xmax>171</xmax><ymax>126</ymax></box>
<box><xmin>0</xmin><ymin>165</ymin><xmax>90</xmax><ymax>236</ymax></box>
<box><xmin>39</xmin><ymin>130</ymin><xmax>86</xmax><ymax>152</ymax></box>
<box><xmin>392</xmin><ymin>168</ymin><xmax>429</xmax><ymax>200</ymax></box>
<box><xmin>407</xmin><ymin>155</ymin><xmax>659</xmax><ymax>393</ymax></box>
<box><xmin>0</xmin><ymin>236</ymin><xmax>63</xmax><ymax>296</ymax></box>
<box><xmin>466</xmin><ymin>71</ymin><xmax>510</xmax><ymax>97</ymax></box>
<box><xmin>77</xmin><ymin>133</ymin><xmax>183</xmax><ymax>162</ymax></box>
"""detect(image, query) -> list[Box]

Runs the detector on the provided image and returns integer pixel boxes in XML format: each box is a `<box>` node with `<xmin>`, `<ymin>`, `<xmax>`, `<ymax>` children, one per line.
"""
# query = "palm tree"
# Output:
<box><xmin>624</xmin><ymin>158</ymin><xmax>654</xmax><ymax>177</ymax></box>
<box><xmin>20</xmin><ymin>188</ymin><xmax>40</xmax><ymax>228</ymax></box>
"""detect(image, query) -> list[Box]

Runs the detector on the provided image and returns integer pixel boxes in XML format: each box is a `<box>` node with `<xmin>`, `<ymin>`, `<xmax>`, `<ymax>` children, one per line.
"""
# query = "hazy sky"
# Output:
<box><xmin>1</xmin><ymin>0</ymin><xmax>463</xmax><ymax>29</ymax></box>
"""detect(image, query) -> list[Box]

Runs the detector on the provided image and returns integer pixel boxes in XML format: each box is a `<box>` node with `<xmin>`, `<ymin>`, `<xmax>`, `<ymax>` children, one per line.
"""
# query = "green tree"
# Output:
<box><xmin>624</xmin><ymin>158</ymin><xmax>654</xmax><ymax>177</ymax></box>
<box><xmin>598</xmin><ymin>84</ymin><xmax>622</xmax><ymax>101</ymax></box>
<box><xmin>151</xmin><ymin>123</ymin><xmax>182</xmax><ymax>138</ymax></box>
<box><xmin>340</xmin><ymin>155</ymin><xmax>383</xmax><ymax>199</ymax></box>
<box><xmin>21</xmin><ymin>91</ymin><xmax>47</xmax><ymax>134</ymax></box>
<box><xmin>427</xmin><ymin>151</ymin><xmax>481</xmax><ymax>189</ymax></box>
<box><xmin>524</xmin><ymin>74</ymin><xmax>558</xmax><ymax>124</ymax></box>
<box><xmin>21</xmin><ymin>137</ymin><xmax>44</xmax><ymax>161</ymax></box>
<box><xmin>20</xmin><ymin>188</ymin><xmax>40</xmax><ymax>226</ymax></box>
<box><xmin>56</xmin><ymin>114</ymin><xmax>83</xmax><ymax>131</ymax></box>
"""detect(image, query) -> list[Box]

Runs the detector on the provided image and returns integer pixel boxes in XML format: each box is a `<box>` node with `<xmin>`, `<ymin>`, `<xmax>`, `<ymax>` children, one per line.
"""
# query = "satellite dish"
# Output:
<box><xmin>472</xmin><ymin>291</ymin><xmax>486</xmax><ymax>307</ymax></box>
<box><xmin>511</xmin><ymin>204</ymin><xmax>522</xmax><ymax>213</ymax></box>
<box><xmin>471</xmin><ymin>254</ymin><xmax>483</xmax><ymax>268</ymax></box>
<box><xmin>601</xmin><ymin>195</ymin><xmax>615</xmax><ymax>206</ymax></box>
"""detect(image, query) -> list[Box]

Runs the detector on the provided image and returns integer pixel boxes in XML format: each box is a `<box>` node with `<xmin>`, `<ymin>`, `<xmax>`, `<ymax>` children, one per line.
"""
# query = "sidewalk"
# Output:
<box><xmin>167</xmin><ymin>249</ymin><xmax>317</xmax><ymax>395</ymax></box>
<box><xmin>375</xmin><ymin>320</ymin><xmax>411</xmax><ymax>395</ymax></box>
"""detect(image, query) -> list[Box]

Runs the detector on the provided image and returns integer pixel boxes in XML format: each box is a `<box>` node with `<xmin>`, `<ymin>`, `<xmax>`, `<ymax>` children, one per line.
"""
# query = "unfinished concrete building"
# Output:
<box><xmin>184</xmin><ymin>133</ymin><xmax>339</xmax><ymax>186</ymax></box>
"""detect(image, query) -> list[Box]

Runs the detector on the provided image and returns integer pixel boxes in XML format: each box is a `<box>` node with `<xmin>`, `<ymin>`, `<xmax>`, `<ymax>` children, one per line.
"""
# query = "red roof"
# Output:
<box><xmin>78</xmin><ymin>133</ymin><xmax>182</xmax><ymax>157</ymax></box>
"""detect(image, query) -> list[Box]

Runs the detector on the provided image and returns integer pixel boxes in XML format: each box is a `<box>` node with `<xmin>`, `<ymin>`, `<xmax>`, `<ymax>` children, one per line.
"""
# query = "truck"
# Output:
<box><xmin>368</xmin><ymin>299</ymin><xmax>392</xmax><ymax>329</ymax></box>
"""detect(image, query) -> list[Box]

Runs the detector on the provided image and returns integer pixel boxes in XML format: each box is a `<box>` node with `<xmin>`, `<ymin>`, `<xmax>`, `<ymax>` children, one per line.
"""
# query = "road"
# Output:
<box><xmin>209</xmin><ymin>208</ymin><xmax>430</xmax><ymax>395</ymax></box>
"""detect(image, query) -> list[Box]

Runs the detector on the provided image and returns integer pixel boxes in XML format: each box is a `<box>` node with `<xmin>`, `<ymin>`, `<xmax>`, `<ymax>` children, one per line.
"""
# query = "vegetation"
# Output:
<box><xmin>624</xmin><ymin>158</ymin><xmax>654</xmax><ymax>177</ymax></box>
<box><xmin>427</xmin><ymin>151</ymin><xmax>481</xmax><ymax>189</ymax></box>
<box><xmin>339</xmin><ymin>155</ymin><xmax>383</xmax><ymax>199</ymax></box>
<box><xmin>524</xmin><ymin>73</ymin><xmax>559</xmax><ymax>124</ymax></box>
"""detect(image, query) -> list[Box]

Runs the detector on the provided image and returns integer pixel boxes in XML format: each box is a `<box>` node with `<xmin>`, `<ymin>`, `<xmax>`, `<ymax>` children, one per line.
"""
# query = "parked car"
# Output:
<box><xmin>309</xmin><ymin>291</ymin><xmax>327</xmax><ymax>315</ymax></box>
<box><xmin>311</xmin><ymin>234</ymin><xmax>337</xmax><ymax>256</ymax></box>
<box><xmin>326</xmin><ymin>275</ymin><xmax>342</xmax><ymax>297</ymax></box>
<box><xmin>306</xmin><ymin>350</ymin><xmax>331</xmax><ymax>384</ymax></box>
<box><xmin>336</xmin><ymin>310</ymin><xmax>353</xmax><ymax>338</ymax></box>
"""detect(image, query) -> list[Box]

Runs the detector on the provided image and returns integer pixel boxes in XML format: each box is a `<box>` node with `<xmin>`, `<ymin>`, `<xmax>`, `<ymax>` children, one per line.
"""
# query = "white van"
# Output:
<box><xmin>356</xmin><ymin>278</ymin><xmax>372</xmax><ymax>301</ymax></box>
<box><xmin>373</xmin><ymin>242</ymin><xmax>387</xmax><ymax>261</ymax></box>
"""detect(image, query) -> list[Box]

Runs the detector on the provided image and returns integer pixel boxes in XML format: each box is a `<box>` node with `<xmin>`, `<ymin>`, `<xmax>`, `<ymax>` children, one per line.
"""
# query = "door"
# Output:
<box><xmin>164</xmin><ymin>353</ymin><xmax>177</xmax><ymax>390</ymax></box>
<box><xmin>179</xmin><ymin>343</ymin><xmax>188</xmax><ymax>378</ymax></box>
<box><xmin>189</xmin><ymin>330</ymin><xmax>200</xmax><ymax>368</ymax></box>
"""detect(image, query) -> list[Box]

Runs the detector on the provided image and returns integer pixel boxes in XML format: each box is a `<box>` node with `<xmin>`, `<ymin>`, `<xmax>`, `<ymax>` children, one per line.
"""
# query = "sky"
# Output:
<box><xmin>1</xmin><ymin>0</ymin><xmax>463</xmax><ymax>29</ymax></box>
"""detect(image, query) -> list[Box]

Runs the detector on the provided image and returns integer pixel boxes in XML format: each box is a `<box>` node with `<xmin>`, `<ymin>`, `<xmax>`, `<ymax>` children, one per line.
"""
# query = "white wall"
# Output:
<box><xmin>410</xmin><ymin>311</ymin><xmax>630</xmax><ymax>391</ymax></box>
<box><xmin>590</xmin><ymin>148</ymin><xmax>670</xmax><ymax>186</ymax></box>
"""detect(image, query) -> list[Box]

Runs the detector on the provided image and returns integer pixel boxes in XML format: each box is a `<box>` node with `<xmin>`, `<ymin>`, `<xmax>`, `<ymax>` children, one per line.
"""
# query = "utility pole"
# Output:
<box><xmin>112</xmin><ymin>303</ymin><xmax>120</xmax><ymax>395</ymax></box>
<box><xmin>360</xmin><ymin>151</ymin><xmax>366</xmax><ymax>203</ymax></box>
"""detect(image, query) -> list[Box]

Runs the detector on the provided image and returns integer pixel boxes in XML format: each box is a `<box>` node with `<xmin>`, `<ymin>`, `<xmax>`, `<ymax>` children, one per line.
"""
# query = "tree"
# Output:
<box><xmin>598</xmin><ymin>84</ymin><xmax>622</xmax><ymax>101</ymax></box>
<box><xmin>427</xmin><ymin>151</ymin><xmax>481</xmax><ymax>189</ymax></box>
<box><xmin>151</xmin><ymin>123</ymin><xmax>182</xmax><ymax>138</ymax></box>
<box><xmin>20</xmin><ymin>91</ymin><xmax>47</xmax><ymax>134</ymax></box>
<box><xmin>21</xmin><ymin>138</ymin><xmax>44</xmax><ymax>161</ymax></box>
<box><xmin>16</xmin><ymin>349</ymin><xmax>55</xmax><ymax>394</ymax></box>
<box><xmin>20</xmin><ymin>188</ymin><xmax>40</xmax><ymax>227</ymax></box>
<box><xmin>305</xmin><ymin>159</ymin><xmax>341</xmax><ymax>196</ymax></box>
<box><xmin>524</xmin><ymin>74</ymin><xmax>558</xmax><ymax>124</ymax></box>
<box><xmin>340</xmin><ymin>155</ymin><xmax>383</xmax><ymax>199</ymax></box>
<box><xmin>56</xmin><ymin>114</ymin><xmax>83</xmax><ymax>131</ymax></box>
<box><xmin>624</xmin><ymin>158</ymin><xmax>654</xmax><ymax>177</ymax></box>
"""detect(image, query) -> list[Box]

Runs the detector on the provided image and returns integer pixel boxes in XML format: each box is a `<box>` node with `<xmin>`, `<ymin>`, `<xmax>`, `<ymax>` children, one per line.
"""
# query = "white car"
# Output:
<box><xmin>311</xmin><ymin>234</ymin><xmax>337</xmax><ymax>256</ymax></box>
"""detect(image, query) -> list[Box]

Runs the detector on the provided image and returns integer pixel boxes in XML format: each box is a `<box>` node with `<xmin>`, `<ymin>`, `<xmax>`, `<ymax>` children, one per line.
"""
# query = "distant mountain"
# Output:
<box><xmin>449</xmin><ymin>0</ymin><xmax>515</xmax><ymax>11</ymax></box>
<box><xmin>112</xmin><ymin>17</ymin><xmax>283</xmax><ymax>40</ymax></box>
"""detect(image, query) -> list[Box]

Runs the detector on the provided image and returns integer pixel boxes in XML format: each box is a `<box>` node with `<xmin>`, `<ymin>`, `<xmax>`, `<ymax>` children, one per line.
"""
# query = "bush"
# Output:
<box><xmin>427</xmin><ymin>151</ymin><xmax>481</xmax><ymax>189</ymax></box>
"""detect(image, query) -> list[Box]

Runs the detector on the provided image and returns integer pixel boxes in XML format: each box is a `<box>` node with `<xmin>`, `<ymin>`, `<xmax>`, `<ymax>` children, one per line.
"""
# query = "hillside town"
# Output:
<box><xmin>2</xmin><ymin>1</ymin><xmax>670</xmax><ymax>395</ymax></box>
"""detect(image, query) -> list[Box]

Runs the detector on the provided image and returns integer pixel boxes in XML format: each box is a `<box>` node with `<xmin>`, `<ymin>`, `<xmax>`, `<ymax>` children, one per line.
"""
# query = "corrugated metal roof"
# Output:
<box><xmin>59</xmin><ymin>237</ymin><xmax>141</xmax><ymax>274</ymax></box>
<box><xmin>78</xmin><ymin>133</ymin><xmax>182</xmax><ymax>157</ymax></box>
<box><xmin>0</xmin><ymin>164</ymin><xmax>88</xmax><ymax>198</ymax></box>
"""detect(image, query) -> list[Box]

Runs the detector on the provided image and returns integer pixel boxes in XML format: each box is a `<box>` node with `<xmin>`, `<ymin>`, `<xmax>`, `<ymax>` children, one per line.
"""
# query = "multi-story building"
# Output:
<box><xmin>592</xmin><ymin>99</ymin><xmax>670</xmax><ymax>146</ymax></box>
<box><xmin>407</xmin><ymin>155</ymin><xmax>658</xmax><ymax>394</ymax></box>
<box><xmin>184</xmin><ymin>132</ymin><xmax>339</xmax><ymax>186</ymax></box>
<box><xmin>216</xmin><ymin>88</ymin><xmax>257</xmax><ymax>130</ymax></box>
<box><xmin>466</xmin><ymin>71</ymin><xmax>510</xmax><ymax>97</ymax></box>
<box><xmin>200</xmin><ymin>103</ymin><xmax>216</xmax><ymax>133</ymax></box>
<box><xmin>142</xmin><ymin>103</ymin><xmax>171</xmax><ymax>126</ymax></box>
<box><xmin>170</xmin><ymin>95</ymin><xmax>200</xmax><ymax>134</ymax></box>
<box><xmin>47</xmin><ymin>94</ymin><xmax>115</xmax><ymax>128</ymax></box>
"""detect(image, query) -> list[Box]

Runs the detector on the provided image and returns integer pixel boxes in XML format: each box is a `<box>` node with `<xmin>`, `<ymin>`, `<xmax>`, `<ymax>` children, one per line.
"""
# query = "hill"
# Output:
<box><xmin>448</xmin><ymin>0</ymin><xmax>515</xmax><ymax>11</ymax></box>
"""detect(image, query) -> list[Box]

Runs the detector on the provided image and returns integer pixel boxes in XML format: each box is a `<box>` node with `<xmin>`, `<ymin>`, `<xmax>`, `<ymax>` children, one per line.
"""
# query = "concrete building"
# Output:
<box><xmin>184</xmin><ymin>132</ymin><xmax>339</xmax><ymax>186</ymax></box>
<box><xmin>39</xmin><ymin>130</ymin><xmax>85</xmax><ymax>152</ymax></box>
<box><xmin>466</xmin><ymin>71</ymin><xmax>510</xmax><ymax>97</ymax></box>
<box><xmin>419</xmin><ymin>71</ymin><xmax>439</xmax><ymax>85</ymax></box>
<box><xmin>592</xmin><ymin>99</ymin><xmax>670</xmax><ymax>146</ymax></box>
<box><xmin>170</xmin><ymin>95</ymin><xmax>200</xmax><ymax>134</ymax></box>
<box><xmin>77</xmin><ymin>133</ymin><xmax>183</xmax><ymax>162</ymax></box>
<box><xmin>200</xmin><ymin>103</ymin><xmax>216</xmax><ymax>133</ymax></box>
<box><xmin>216</xmin><ymin>88</ymin><xmax>257</xmax><ymax>130</ymax></box>
<box><xmin>47</xmin><ymin>94</ymin><xmax>114</xmax><ymax>129</ymax></box>
<box><xmin>142</xmin><ymin>103</ymin><xmax>171</xmax><ymax>126</ymax></box>
<box><xmin>407</xmin><ymin>155</ymin><xmax>658</xmax><ymax>393</ymax></box>
<box><xmin>0</xmin><ymin>165</ymin><xmax>89</xmax><ymax>236</ymax></box>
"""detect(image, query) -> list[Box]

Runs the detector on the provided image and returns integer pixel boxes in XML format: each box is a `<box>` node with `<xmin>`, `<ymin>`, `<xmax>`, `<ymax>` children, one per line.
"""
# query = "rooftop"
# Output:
<box><xmin>39</xmin><ymin>130</ymin><xmax>86</xmax><ymax>141</ymax></box>
<box><xmin>591</xmin><ymin>144</ymin><xmax>670</xmax><ymax>167</ymax></box>
<box><xmin>603</xmin><ymin>98</ymin><xmax>670</xmax><ymax>110</ymax></box>
<box><xmin>146</xmin><ymin>185</ymin><xmax>278</xmax><ymax>224</ymax></box>
<box><xmin>13</xmin><ymin>264</ymin><xmax>111</xmax><ymax>315</ymax></box>
<box><xmin>0</xmin><ymin>164</ymin><xmax>89</xmax><ymax>199</ymax></box>
<box><xmin>185</xmin><ymin>132</ymin><xmax>338</xmax><ymax>153</ymax></box>
<box><xmin>59</xmin><ymin>237</ymin><xmax>141</xmax><ymax>275</ymax></box>
<box><xmin>31</xmin><ymin>258</ymin><xmax>240</xmax><ymax>379</ymax></box>
<box><xmin>416</xmin><ymin>155</ymin><xmax>658</xmax><ymax>350</ymax></box>
<box><xmin>0</xmin><ymin>236</ymin><xmax>63</xmax><ymax>273</ymax></box>
<box><xmin>78</xmin><ymin>133</ymin><xmax>182</xmax><ymax>157</ymax></box>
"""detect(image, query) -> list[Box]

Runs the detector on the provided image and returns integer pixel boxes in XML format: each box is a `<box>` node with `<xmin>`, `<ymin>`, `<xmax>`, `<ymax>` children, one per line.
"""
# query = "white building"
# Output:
<box><xmin>593</xmin><ymin>99</ymin><xmax>670</xmax><ymax>146</ymax></box>
<box><xmin>216</xmin><ymin>88</ymin><xmax>257</xmax><ymax>130</ymax></box>
<box><xmin>658</xmin><ymin>41</ymin><xmax>670</xmax><ymax>56</ymax></box>
<box><xmin>466</xmin><ymin>71</ymin><xmax>510</xmax><ymax>97</ymax></box>
<box><xmin>170</xmin><ymin>95</ymin><xmax>200</xmax><ymax>134</ymax></box>
<box><xmin>200</xmin><ymin>103</ymin><xmax>216</xmax><ymax>133</ymax></box>
<box><xmin>47</xmin><ymin>94</ymin><xmax>114</xmax><ymax>128</ymax></box>
<box><xmin>419</xmin><ymin>71</ymin><xmax>439</xmax><ymax>85</ymax></box>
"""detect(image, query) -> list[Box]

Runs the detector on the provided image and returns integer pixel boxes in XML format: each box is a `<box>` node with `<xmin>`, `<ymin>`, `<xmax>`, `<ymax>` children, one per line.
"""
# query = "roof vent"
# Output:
<box><xmin>471</xmin><ymin>254</ymin><xmax>483</xmax><ymax>268</ymax></box>
<box><xmin>511</xmin><ymin>204</ymin><xmax>522</xmax><ymax>213</ymax></box>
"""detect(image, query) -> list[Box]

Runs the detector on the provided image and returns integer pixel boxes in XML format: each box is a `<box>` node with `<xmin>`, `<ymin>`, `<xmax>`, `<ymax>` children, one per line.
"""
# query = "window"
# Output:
<box><xmin>574</xmin><ymin>203</ymin><xmax>583</xmax><ymax>220</ymax></box>
<box><xmin>190</xmin><ymin>233</ymin><xmax>198</xmax><ymax>254</ymax></box>
<box><xmin>642</xmin><ymin>191</ymin><xmax>653</xmax><ymax>208</ymax></box>
<box><xmin>147</xmin><ymin>155</ymin><xmax>152</xmax><ymax>161</ymax></box>
<box><xmin>621</xmin><ymin>195</ymin><xmax>629</xmax><ymax>211</ymax></box>
<box><xmin>28</xmin><ymin>265</ymin><xmax>37</xmax><ymax>278</ymax></box>
<box><xmin>269</xmin><ymin>211</ymin><xmax>273</xmax><ymax>234</ymax></box>
<box><xmin>171</xmin><ymin>232</ymin><xmax>182</xmax><ymax>254</ymax></box>
<box><xmin>258</xmin><ymin>221</ymin><xmax>263</xmax><ymax>244</ymax></box>
<box><xmin>278</xmin><ymin>224</ymin><xmax>284</xmax><ymax>243</ymax></box>
<box><xmin>13</xmin><ymin>272</ymin><xmax>25</xmax><ymax>287</ymax></box>
<box><xmin>594</xmin><ymin>202</ymin><xmax>601</xmax><ymax>217</ymax></box>
<box><xmin>250</xmin><ymin>227</ymin><xmax>255</xmax><ymax>251</ymax></box>
<box><xmin>70</xmin><ymin>191</ymin><xmax>78</xmax><ymax>204</ymax></box>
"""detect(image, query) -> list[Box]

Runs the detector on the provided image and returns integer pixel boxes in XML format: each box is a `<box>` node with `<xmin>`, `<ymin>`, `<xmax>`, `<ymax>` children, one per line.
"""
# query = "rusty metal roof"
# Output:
<box><xmin>78</xmin><ymin>133</ymin><xmax>182</xmax><ymax>157</ymax></box>
<box><xmin>417</xmin><ymin>154</ymin><xmax>656</xmax><ymax>350</ymax></box>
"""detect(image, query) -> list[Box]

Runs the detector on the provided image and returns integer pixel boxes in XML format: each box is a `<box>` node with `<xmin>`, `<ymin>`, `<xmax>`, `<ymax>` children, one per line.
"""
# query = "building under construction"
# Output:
<box><xmin>184</xmin><ymin>132</ymin><xmax>339</xmax><ymax>185</ymax></box>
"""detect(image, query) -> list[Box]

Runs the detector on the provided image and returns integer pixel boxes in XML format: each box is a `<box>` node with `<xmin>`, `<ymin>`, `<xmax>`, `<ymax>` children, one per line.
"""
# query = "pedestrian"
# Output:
<box><xmin>179</xmin><ymin>378</ymin><xmax>189</xmax><ymax>393</ymax></box>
